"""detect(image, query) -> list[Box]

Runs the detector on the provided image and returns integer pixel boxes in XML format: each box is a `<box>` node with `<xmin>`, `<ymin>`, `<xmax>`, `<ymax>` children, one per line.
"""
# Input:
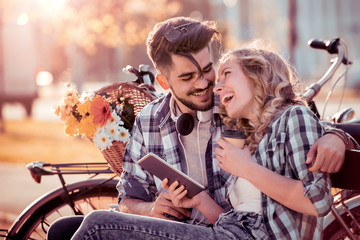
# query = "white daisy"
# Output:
<box><xmin>116</xmin><ymin>105</ymin><xmax>123</xmax><ymax>115</ymax></box>
<box><xmin>104</xmin><ymin>122</ymin><xmax>120</xmax><ymax>141</ymax></box>
<box><xmin>93</xmin><ymin>128</ymin><xmax>112</xmax><ymax>151</ymax></box>
<box><xmin>118</xmin><ymin>126</ymin><xmax>130</xmax><ymax>143</ymax></box>
<box><xmin>109</xmin><ymin>111</ymin><xmax>124</xmax><ymax>126</ymax></box>
<box><xmin>79</xmin><ymin>90</ymin><xmax>95</xmax><ymax>104</ymax></box>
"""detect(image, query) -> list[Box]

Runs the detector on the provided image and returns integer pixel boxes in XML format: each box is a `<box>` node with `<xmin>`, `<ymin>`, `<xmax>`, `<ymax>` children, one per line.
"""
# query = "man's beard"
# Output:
<box><xmin>170</xmin><ymin>83</ymin><xmax>214</xmax><ymax>111</ymax></box>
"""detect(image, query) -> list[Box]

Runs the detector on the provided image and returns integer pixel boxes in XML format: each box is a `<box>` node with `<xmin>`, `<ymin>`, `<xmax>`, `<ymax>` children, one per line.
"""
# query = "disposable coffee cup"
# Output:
<box><xmin>221</xmin><ymin>130</ymin><xmax>246</xmax><ymax>149</ymax></box>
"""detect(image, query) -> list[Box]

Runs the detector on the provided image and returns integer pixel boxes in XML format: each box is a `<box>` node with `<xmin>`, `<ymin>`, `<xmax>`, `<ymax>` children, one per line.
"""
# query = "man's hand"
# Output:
<box><xmin>161</xmin><ymin>178</ymin><xmax>200</xmax><ymax>209</ymax></box>
<box><xmin>307</xmin><ymin>133</ymin><xmax>345</xmax><ymax>173</ymax></box>
<box><xmin>149</xmin><ymin>192</ymin><xmax>191</xmax><ymax>221</ymax></box>
<box><xmin>120</xmin><ymin>195</ymin><xmax>190</xmax><ymax>221</ymax></box>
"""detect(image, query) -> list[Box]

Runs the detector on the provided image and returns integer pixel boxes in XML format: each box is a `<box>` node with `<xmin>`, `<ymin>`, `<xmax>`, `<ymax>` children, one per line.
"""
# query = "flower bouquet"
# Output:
<box><xmin>54</xmin><ymin>81</ymin><xmax>157</xmax><ymax>175</ymax></box>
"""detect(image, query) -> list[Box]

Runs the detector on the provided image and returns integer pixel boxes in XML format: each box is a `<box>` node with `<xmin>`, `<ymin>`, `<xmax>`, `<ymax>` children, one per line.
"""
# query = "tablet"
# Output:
<box><xmin>137</xmin><ymin>153</ymin><xmax>205</xmax><ymax>198</ymax></box>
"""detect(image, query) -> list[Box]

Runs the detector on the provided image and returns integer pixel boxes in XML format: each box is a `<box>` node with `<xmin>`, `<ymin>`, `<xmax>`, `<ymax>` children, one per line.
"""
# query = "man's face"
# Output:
<box><xmin>165</xmin><ymin>47</ymin><xmax>215</xmax><ymax>113</ymax></box>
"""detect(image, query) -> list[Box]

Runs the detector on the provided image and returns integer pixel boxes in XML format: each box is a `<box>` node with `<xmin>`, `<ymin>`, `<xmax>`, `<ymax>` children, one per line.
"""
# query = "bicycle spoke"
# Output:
<box><xmin>84</xmin><ymin>197</ymin><xmax>98</xmax><ymax>210</ymax></box>
<box><xmin>9</xmin><ymin>180</ymin><xmax>118</xmax><ymax>240</ymax></box>
<box><xmin>40</xmin><ymin>217</ymin><xmax>51</xmax><ymax>234</ymax></box>
<box><xmin>28</xmin><ymin>227</ymin><xmax>44</xmax><ymax>240</ymax></box>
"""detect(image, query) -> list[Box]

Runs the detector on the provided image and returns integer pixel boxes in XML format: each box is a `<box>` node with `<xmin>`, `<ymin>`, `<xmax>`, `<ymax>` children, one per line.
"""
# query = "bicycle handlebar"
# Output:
<box><xmin>308</xmin><ymin>38</ymin><xmax>351</xmax><ymax>64</ymax></box>
<box><xmin>123</xmin><ymin>64</ymin><xmax>155</xmax><ymax>86</ymax></box>
<box><xmin>301</xmin><ymin>37</ymin><xmax>351</xmax><ymax>101</ymax></box>
<box><xmin>308</xmin><ymin>39</ymin><xmax>327</xmax><ymax>50</ymax></box>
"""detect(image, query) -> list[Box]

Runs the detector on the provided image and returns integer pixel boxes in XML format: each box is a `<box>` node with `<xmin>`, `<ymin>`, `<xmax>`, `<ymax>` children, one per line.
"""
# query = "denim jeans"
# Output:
<box><xmin>71</xmin><ymin>209</ymin><xmax>269</xmax><ymax>240</ymax></box>
<box><xmin>47</xmin><ymin>215</ymin><xmax>84</xmax><ymax>240</ymax></box>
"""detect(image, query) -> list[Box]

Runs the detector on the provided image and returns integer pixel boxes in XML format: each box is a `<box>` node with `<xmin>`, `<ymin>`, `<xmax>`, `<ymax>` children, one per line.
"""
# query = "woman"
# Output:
<box><xmin>71</xmin><ymin>44</ymin><xmax>332</xmax><ymax>240</ymax></box>
<box><xmin>164</xmin><ymin>43</ymin><xmax>332</xmax><ymax>239</ymax></box>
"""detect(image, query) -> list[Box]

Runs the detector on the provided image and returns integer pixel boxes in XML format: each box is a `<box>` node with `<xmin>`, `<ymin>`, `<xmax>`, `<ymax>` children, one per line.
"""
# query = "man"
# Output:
<box><xmin>49</xmin><ymin>16</ymin><xmax>352</xmax><ymax>239</ymax></box>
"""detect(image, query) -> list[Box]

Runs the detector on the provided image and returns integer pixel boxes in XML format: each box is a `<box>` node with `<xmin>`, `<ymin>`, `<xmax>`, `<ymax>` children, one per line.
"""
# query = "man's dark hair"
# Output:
<box><xmin>146</xmin><ymin>17</ymin><xmax>221</xmax><ymax>75</ymax></box>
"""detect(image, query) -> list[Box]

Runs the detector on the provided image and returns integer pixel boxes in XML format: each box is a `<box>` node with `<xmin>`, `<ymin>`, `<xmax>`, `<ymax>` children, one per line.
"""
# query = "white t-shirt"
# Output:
<box><xmin>228</xmin><ymin>177</ymin><xmax>261</xmax><ymax>213</ymax></box>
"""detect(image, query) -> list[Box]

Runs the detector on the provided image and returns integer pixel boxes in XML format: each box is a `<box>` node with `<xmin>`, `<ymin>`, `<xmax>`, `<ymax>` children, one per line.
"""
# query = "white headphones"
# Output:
<box><xmin>196</xmin><ymin>110</ymin><xmax>212</xmax><ymax>123</ymax></box>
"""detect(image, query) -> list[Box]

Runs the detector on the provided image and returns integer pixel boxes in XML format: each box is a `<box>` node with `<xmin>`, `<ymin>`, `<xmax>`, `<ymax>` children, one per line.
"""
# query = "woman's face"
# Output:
<box><xmin>214</xmin><ymin>58</ymin><xmax>255</xmax><ymax>120</ymax></box>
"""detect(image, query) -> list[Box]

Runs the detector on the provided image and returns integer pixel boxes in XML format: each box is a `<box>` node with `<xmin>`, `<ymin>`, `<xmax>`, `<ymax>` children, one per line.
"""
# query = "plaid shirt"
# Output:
<box><xmin>117</xmin><ymin>93</ymin><xmax>232</xmax><ymax>223</ymax></box>
<box><xmin>254</xmin><ymin>105</ymin><xmax>333</xmax><ymax>239</ymax></box>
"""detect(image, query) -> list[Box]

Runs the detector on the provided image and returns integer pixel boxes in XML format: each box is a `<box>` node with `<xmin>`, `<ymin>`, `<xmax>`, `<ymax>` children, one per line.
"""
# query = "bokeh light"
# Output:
<box><xmin>36</xmin><ymin>71</ymin><xmax>54</xmax><ymax>86</ymax></box>
<box><xmin>223</xmin><ymin>0</ymin><xmax>237</xmax><ymax>8</ymax></box>
<box><xmin>17</xmin><ymin>12</ymin><xmax>28</xmax><ymax>25</ymax></box>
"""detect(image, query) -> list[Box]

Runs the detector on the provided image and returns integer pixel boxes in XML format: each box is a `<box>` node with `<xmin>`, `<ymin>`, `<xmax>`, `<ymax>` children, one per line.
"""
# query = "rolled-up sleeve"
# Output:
<box><xmin>285</xmin><ymin>106</ymin><xmax>333</xmax><ymax>217</ymax></box>
<box><xmin>117</xmin><ymin>117</ymin><xmax>157</xmax><ymax>204</ymax></box>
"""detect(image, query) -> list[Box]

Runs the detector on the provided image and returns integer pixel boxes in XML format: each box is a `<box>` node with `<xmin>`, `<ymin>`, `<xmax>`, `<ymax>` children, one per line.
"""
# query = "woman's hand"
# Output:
<box><xmin>215</xmin><ymin>137</ymin><xmax>253</xmax><ymax>177</ymax></box>
<box><xmin>161</xmin><ymin>178</ymin><xmax>200</xmax><ymax>209</ymax></box>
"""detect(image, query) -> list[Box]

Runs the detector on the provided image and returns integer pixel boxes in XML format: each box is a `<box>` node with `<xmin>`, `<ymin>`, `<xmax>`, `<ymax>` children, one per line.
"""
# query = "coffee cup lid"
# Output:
<box><xmin>221</xmin><ymin>130</ymin><xmax>247</xmax><ymax>139</ymax></box>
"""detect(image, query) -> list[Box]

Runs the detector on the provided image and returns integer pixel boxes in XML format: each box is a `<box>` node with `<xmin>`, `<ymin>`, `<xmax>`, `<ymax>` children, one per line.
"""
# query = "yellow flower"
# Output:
<box><xmin>77</xmin><ymin>101</ymin><xmax>92</xmax><ymax>117</ymax></box>
<box><xmin>78</xmin><ymin>116</ymin><xmax>97</xmax><ymax>137</ymax></box>
<box><xmin>53</xmin><ymin>105</ymin><xmax>61</xmax><ymax>117</ymax></box>
<box><xmin>64</xmin><ymin>114</ymin><xmax>78</xmax><ymax>136</ymax></box>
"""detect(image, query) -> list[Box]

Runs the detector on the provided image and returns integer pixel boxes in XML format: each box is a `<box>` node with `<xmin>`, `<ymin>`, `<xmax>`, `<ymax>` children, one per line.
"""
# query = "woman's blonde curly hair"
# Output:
<box><xmin>219</xmin><ymin>42</ymin><xmax>305</xmax><ymax>153</ymax></box>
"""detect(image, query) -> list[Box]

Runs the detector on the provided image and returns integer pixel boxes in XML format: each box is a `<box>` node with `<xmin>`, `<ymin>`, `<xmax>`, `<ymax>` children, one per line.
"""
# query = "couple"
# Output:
<box><xmin>50</xmin><ymin>17</ymin><xmax>356</xmax><ymax>239</ymax></box>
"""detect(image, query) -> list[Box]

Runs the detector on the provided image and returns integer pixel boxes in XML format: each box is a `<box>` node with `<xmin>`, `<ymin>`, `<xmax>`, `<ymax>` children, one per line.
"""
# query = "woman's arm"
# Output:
<box><xmin>216</xmin><ymin>141</ymin><xmax>318</xmax><ymax>216</ymax></box>
<box><xmin>216</xmin><ymin>106</ymin><xmax>332</xmax><ymax>217</ymax></box>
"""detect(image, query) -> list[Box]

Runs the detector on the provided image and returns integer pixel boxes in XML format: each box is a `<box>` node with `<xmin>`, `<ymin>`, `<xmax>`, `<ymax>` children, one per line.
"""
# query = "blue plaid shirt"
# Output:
<box><xmin>253</xmin><ymin>105</ymin><xmax>333</xmax><ymax>239</ymax></box>
<box><xmin>117</xmin><ymin>93</ymin><xmax>232</xmax><ymax>223</ymax></box>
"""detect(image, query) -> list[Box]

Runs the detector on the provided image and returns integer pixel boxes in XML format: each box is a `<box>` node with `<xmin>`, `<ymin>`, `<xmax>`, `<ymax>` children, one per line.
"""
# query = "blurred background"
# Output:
<box><xmin>1</xmin><ymin>0</ymin><xmax>360</xmax><ymax>232</ymax></box>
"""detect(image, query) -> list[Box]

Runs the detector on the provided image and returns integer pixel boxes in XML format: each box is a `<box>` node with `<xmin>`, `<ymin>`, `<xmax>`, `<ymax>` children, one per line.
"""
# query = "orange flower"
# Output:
<box><xmin>90</xmin><ymin>95</ymin><xmax>112</xmax><ymax>126</ymax></box>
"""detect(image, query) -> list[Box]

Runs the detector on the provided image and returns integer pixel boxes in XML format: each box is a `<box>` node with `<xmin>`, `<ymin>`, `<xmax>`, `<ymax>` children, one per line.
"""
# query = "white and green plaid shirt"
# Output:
<box><xmin>254</xmin><ymin>105</ymin><xmax>333</xmax><ymax>239</ymax></box>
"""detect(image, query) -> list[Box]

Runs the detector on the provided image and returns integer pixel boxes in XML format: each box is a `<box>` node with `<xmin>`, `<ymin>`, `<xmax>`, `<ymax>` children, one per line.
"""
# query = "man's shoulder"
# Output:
<box><xmin>137</xmin><ymin>93</ymin><xmax>169</xmax><ymax>118</ymax></box>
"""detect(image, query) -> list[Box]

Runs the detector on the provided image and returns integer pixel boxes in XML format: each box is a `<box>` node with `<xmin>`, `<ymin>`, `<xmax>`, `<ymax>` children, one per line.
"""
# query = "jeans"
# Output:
<box><xmin>47</xmin><ymin>215</ymin><xmax>84</xmax><ymax>240</ymax></box>
<box><xmin>71</xmin><ymin>209</ymin><xmax>269</xmax><ymax>240</ymax></box>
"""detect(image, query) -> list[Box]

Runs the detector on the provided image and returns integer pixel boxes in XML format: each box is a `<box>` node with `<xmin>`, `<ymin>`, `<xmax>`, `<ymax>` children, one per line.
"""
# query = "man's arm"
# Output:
<box><xmin>307</xmin><ymin>128</ymin><xmax>359</xmax><ymax>173</ymax></box>
<box><xmin>120</xmin><ymin>194</ymin><xmax>191</xmax><ymax>220</ymax></box>
<box><xmin>118</xmin><ymin>102</ymin><xmax>191</xmax><ymax>221</ymax></box>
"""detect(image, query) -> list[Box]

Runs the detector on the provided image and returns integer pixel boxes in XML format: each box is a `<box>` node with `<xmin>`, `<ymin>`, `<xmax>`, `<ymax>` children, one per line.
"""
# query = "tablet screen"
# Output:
<box><xmin>137</xmin><ymin>153</ymin><xmax>205</xmax><ymax>198</ymax></box>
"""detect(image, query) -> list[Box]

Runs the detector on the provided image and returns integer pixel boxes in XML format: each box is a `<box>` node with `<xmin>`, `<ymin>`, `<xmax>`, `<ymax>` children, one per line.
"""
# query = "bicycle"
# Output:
<box><xmin>301</xmin><ymin>37</ymin><xmax>360</xmax><ymax>240</ymax></box>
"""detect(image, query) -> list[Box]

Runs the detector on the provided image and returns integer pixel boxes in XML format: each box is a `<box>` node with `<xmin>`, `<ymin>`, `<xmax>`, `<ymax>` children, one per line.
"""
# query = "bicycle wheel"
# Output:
<box><xmin>7</xmin><ymin>178</ymin><xmax>118</xmax><ymax>240</ymax></box>
<box><xmin>323</xmin><ymin>205</ymin><xmax>360</xmax><ymax>240</ymax></box>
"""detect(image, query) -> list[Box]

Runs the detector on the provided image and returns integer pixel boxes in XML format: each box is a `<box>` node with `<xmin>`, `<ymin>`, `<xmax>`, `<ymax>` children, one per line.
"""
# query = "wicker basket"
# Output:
<box><xmin>95</xmin><ymin>82</ymin><xmax>158</xmax><ymax>175</ymax></box>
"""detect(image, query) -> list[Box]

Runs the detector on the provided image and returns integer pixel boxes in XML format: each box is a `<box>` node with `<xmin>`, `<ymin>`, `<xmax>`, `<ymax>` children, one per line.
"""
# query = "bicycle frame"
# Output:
<box><xmin>26</xmin><ymin>162</ymin><xmax>117</xmax><ymax>214</ymax></box>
